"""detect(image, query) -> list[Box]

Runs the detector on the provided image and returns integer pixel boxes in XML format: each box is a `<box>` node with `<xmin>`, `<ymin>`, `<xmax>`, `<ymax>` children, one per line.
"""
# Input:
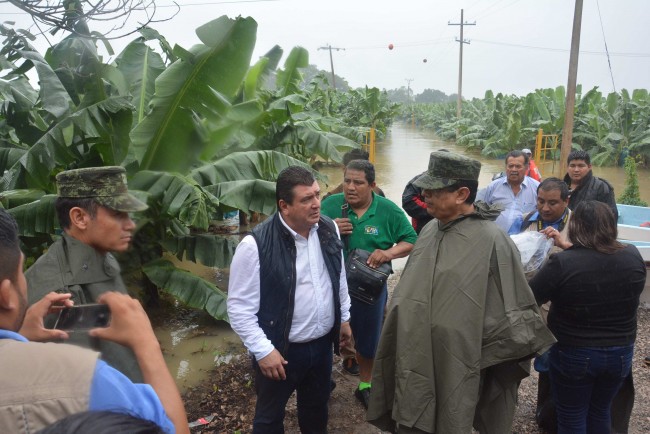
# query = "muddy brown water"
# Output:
<box><xmin>320</xmin><ymin>123</ymin><xmax>650</xmax><ymax>208</ymax></box>
<box><xmin>159</xmin><ymin>122</ymin><xmax>650</xmax><ymax>391</ymax></box>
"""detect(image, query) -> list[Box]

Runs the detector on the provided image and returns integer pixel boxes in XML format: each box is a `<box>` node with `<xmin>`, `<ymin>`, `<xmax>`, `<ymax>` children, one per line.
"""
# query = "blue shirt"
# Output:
<box><xmin>508</xmin><ymin>209</ymin><xmax>569</xmax><ymax>235</ymax></box>
<box><xmin>0</xmin><ymin>330</ymin><xmax>174</xmax><ymax>433</ymax></box>
<box><xmin>483</xmin><ymin>176</ymin><xmax>540</xmax><ymax>232</ymax></box>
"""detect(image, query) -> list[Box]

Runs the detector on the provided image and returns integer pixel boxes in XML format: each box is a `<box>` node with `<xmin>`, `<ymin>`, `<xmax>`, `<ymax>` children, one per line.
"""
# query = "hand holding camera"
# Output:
<box><xmin>88</xmin><ymin>291</ymin><xmax>159</xmax><ymax>352</ymax></box>
<box><xmin>19</xmin><ymin>292</ymin><xmax>74</xmax><ymax>342</ymax></box>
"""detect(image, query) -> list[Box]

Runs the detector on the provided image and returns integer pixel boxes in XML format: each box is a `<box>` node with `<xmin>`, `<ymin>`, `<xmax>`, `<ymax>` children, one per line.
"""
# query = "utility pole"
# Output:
<box><xmin>406</xmin><ymin>78</ymin><xmax>414</xmax><ymax>127</ymax></box>
<box><xmin>405</xmin><ymin>78</ymin><xmax>414</xmax><ymax>102</ymax></box>
<box><xmin>448</xmin><ymin>9</ymin><xmax>476</xmax><ymax>122</ymax></box>
<box><xmin>318</xmin><ymin>44</ymin><xmax>345</xmax><ymax>90</ymax></box>
<box><xmin>560</xmin><ymin>0</ymin><xmax>583</xmax><ymax>175</ymax></box>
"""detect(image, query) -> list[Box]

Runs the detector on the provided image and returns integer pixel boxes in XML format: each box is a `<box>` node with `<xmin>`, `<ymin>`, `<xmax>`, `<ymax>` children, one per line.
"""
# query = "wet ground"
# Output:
<box><xmin>157</xmin><ymin>123</ymin><xmax>650</xmax><ymax>393</ymax></box>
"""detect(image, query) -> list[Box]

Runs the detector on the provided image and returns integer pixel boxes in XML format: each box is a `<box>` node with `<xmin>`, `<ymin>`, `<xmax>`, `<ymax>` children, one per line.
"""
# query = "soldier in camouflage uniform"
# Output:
<box><xmin>26</xmin><ymin>166</ymin><xmax>148</xmax><ymax>382</ymax></box>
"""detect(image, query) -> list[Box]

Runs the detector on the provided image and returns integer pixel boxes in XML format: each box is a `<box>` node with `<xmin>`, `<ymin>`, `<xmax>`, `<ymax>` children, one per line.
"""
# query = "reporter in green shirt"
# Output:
<box><xmin>321</xmin><ymin>159</ymin><xmax>416</xmax><ymax>408</ymax></box>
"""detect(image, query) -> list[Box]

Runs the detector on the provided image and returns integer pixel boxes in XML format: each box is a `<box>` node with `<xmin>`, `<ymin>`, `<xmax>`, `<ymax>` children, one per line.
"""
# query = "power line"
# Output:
<box><xmin>472</xmin><ymin>0</ymin><xmax>509</xmax><ymax>19</ymax></box>
<box><xmin>472</xmin><ymin>39</ymin><xmax>650</xmax><ymax>57</ymax></box>
<box><xmin>346</xmin><ymin>38</ymin><xmax>450</xmax><ymax>50</ymax></box>
<box><xmin>596</xmin><ymin>0</ymin><xmax>616</xmax><ymax>92</ymax></box>
<box><xmin>466</xmin><ymin>0</ymin><xmax>487</xmax><ymax>11</ymax></box>
<box><xmin>479</xmin><ymin>0</ymin><xmax>523</xmax><ymax>20</ymax></box>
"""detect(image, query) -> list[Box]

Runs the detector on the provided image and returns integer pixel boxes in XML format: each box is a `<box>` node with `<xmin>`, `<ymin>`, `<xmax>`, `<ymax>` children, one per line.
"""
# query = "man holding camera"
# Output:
<box><xmin>25</xmin><ymin>166</ymin><xmax>148</xmax><ymax>381</ymax></box>
<box><xmin>321</xmin><ymin>159</ymin><xmax>416</xmax><ymax>408</ymax></box>
<box><xmin>0</xmin><ymin>208</ymin><xmax>188</xmax><ymax>433</ymax></box>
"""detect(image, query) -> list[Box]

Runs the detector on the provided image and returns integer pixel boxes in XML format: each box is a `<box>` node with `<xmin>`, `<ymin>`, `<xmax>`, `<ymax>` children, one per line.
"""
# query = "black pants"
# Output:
<box><xmin>252</xmin><ymin>334</ymin><xmax>333</xmax><ymax>434</ymax></box>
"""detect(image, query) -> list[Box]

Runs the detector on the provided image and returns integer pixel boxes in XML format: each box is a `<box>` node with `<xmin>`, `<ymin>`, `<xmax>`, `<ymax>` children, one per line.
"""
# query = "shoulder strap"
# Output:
<box><xmin>341</xmin><ymin>203</ymin><xmax>349</xmax><ymax>250</ymax></box>
<box><xmin>521</xmin><ymin>210</ymin><xmax>536</xmax><ymax>231</ymax></box>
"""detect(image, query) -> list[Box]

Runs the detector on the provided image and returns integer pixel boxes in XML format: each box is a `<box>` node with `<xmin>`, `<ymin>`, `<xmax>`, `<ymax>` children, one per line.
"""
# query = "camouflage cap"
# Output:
<box><xmin>413</xmin><ymin>150</ymin><xmax>481</xmax><ymax>190</ymax></box>
<box><xmin>56</xmin><ymin>166</ymin><xmax>148</xmax><ymax>212</ymax></box>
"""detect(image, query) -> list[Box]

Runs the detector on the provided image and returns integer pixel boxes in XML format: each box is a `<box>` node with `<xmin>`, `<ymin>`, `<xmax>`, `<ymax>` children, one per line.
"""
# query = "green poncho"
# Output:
<box><xmin>368</xmin><ymin>202</ymin><xmax>555</xmax><ymax>433</ymax></box>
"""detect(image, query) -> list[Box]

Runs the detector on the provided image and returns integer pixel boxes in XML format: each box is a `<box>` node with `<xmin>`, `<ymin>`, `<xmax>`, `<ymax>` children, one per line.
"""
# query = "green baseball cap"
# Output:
<box><xmin>56</xmin><ymin>166</ymin><xmax>148</xmax><ymax>212</ymax></box>
<box><xmin>413</xmin><ymin>150</ymin><xmax>481</xmax><ymax>190</ymax></box>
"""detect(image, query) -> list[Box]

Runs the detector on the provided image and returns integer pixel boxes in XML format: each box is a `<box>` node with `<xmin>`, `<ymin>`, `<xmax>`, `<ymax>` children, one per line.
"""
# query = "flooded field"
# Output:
<box><xmin>320</xmin><ymin>123</ymin><xmax>650</xmax><ymax>210</ymax></box>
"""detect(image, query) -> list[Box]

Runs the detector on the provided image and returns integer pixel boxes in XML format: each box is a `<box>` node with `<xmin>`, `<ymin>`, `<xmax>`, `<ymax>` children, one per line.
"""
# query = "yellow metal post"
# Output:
<box><xmin>362</xmin><ymin>132</ymin><xmax>369</xmax><ymax>158</ymax></box>
<box><xmin>369</xmin><ymin>128</ymin><xmax>376</xmax><ymax>163</ymax></box>
<box><xmin>535</xmin><ymin>128</ymin><xmax>560</xmax><ymax>177</ymax></box>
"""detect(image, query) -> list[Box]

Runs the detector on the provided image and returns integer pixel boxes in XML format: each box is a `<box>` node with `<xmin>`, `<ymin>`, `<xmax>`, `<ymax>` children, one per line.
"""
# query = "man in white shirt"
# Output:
<box><xmin>227</xmin><ymin>166</ymin><xmax>351</xmax><ymax>433</ymax></box>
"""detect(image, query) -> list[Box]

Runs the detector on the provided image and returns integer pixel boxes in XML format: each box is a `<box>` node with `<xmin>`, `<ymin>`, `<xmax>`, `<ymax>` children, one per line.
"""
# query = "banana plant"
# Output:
<box><xmin>573</xmin><ymin>88</ymin><xmax>650</xmax><ymax>165</ymax></box>
<box><xmin>0</xmin><ymin>15</ymin><xmax>395</xmax><ymax>321</ymax></box>
<box><xmin>130</xmin><ymin>16</ymin><xmax>258</xmax><ymax>172</ymax></box>
<box><xmin>409</xmin><ymin>85</ymin><xmax>650</xmax><ymax>165</ymax></box>
<box><xmin>0</xmin><ymin>21</ymin><xmax>134</xmax><ymax>192</ymax></box>
<box><xmin>216</xmin><ymin>46</ymin><xmax>360</xmax><ymax>164</ymax></box>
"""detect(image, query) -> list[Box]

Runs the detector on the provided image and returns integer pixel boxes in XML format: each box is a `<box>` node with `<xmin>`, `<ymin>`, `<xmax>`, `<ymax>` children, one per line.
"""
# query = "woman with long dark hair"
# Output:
<box><xmin>529</xmin><ymin>200</ymin><xmax>646</xmax><ymax>434</ymax></box>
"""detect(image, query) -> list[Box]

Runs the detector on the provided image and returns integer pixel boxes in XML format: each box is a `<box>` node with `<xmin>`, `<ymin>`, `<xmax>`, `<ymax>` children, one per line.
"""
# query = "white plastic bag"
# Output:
<box><xmin>510</xmin><ymin>231</ymin><xmax>554</xmax><ymax>273</ymax></box>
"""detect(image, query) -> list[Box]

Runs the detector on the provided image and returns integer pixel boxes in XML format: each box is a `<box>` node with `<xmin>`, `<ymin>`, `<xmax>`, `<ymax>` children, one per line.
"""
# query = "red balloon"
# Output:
<box><xmin>388</xmin><ymin>43</ymin><xmax>394</xmax><ymax>50</ymax></box>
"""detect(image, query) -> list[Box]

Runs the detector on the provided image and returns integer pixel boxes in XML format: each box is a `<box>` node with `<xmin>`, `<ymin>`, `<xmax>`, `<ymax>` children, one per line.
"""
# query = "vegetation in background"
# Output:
<box><xmin>396</xmin><ymin>86</ymin><xmax>650</xmax><ymax>166</ymax></box>
<box><xmin>618</xmin><ymin>155</ymin><xmax>648</xmax><ymax>206</ymax></box>
<box><xmin>0</xmin><ymin>14</ymin><xmax>397</xmax><ymax>322</ymax></box>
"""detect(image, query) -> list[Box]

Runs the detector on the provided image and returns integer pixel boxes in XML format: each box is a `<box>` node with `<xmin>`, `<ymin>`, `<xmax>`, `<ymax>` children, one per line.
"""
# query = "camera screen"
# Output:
<box><xmin>53</xmin><ymin>304</ymin><xmax>111</xmax><ymax>331</ymax></box>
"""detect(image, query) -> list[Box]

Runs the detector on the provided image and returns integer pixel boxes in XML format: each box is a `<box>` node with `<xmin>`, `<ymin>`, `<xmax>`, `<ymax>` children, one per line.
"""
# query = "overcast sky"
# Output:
<box><xmin>3</xmin><ymin>0</ymin><xmax>649</xmax><ymax>98</ymax></box>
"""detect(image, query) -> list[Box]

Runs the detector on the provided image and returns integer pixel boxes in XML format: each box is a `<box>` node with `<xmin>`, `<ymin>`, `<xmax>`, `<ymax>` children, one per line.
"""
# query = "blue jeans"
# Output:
<box><xmin>350</xmin><ymin>282</ymin><xmax>388</xmax><ymax>359</ymax></box>
<box><xmin>549</xmin><ymin>344</ymin><xmax>633</xmax><ymax>434</ymax></box>
<box><xmin>252</xmin><ymin>334</ymin><xmax>333</xmax><ymax>434</ymax></box>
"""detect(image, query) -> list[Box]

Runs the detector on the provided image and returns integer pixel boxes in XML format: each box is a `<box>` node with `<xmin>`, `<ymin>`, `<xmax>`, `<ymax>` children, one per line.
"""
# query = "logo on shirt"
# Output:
<box><xmin>365</xmin><ymin>226</ymin><xmax>379</xmax><ymax>235</ymax></box>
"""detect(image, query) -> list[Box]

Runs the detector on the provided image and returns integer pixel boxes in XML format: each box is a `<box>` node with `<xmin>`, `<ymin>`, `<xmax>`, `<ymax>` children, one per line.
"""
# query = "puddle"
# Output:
<box><xmin>146</xmin><ymin>256</ymin><xmax>246</xmax><ymax>392</ymax></box>
<box><xmin>153</xmin><ymin>309</ymin><xmax>244</xmax><ymax>392</ymax></box>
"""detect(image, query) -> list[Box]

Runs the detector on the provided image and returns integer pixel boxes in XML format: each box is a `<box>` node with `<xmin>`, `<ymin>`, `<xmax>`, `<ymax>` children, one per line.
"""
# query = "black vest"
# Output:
<box><xmin>251</xmin><ymin>213</ymin><xmax>343</xmax><ymax>357</ymax></box>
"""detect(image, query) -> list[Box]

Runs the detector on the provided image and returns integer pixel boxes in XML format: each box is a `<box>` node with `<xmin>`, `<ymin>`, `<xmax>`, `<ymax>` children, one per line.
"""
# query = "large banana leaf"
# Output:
<box><xmin>114</xmin><ymin>38</ymin><xmax>166</xmax><ymax>123</ymax></box>
<box><xmin>1</xmin><ymin>96</ymin><xmax>133</xmax><ymax>191</ymax></box>
<box><xmin>276</xmin><ymin>46</ymin><xmax>308</xmax><ymax>98</ymax></box>
<box><xmin>190</xmin><ymin>150</ymin><xmax>317</xmax><ymax>186</ymax></box>
<box><xmin>204</xmin><ymin>179</ymin><xmax>277</xmax><ymax>216</ymax></box>
<box><xmin>198</xmin><ymin>99</ymin><xmax>264</xmax><ymax>161</ymax></box>
<box><xmin>162</xmin><ymin>234</ymin><xmax>238</xmax><ymax>268</ymax></box>
<box><xmin>242</xmin><ymin>45</ymin><xmax>283</xmax><ymax>101</ymax></box>
<box><xmin>0</xmin><ymin>76</ymin><xmax>38</xmax><ymax>110</ymax></box>
<box><xmin>531</xmin><ymin>92</ymin><xmax>551</xmax><ymax>124</ymax></box>
<box><xmin>7</xmin><ymin>194</ymin><xmax>58</xmax><ymax>236</ymax></box>
<box><xmin>243</xmin><ymin>57</ymin><xmax>269</xmax><ymax>102</ymax></box>
<box><xmin>143</xmin><ymin>259</ymin><xmax>228</xmax><ymax>321</ymax></box>
<box><xmin>138</xmin><ymin>27</ymin><xmax>177</xmax><ymax>64</ymax></box>
<box><xmin>0</xmin><ymin>148</ymin><xmax>25</xmax><ymax>174</ymax></box>
<box><xmin>0</xmin><ymin>189</ymin><xmax>44</xmax><ymax>208</ymax></box>
<box><xmin>18</xmin><ymin>49</ymin><xmax>71</xmax><ymax>118</ymax></box>
<box><xmin>268</xmin><ymin>93</ymin><xmax>308</xmax><ymax>115</ymax></box>
<box><xmin>130</xmin><ymin>16</ymin><xmax>257</xmax><ymax>172</ymax></box>
<box><xmin>44</xmin><ymin>32</ymin><xmax>112</xmax><ymax>108</ymax></box>
<box><xmin>272</xmin><ymin>122</ymin><xmax>356</xmax><ymax>162</ymax></box>
<box><xmin>129</xmin><ymin>170</ymin><xmax>218</xmax><ymax>230</ymax></box>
